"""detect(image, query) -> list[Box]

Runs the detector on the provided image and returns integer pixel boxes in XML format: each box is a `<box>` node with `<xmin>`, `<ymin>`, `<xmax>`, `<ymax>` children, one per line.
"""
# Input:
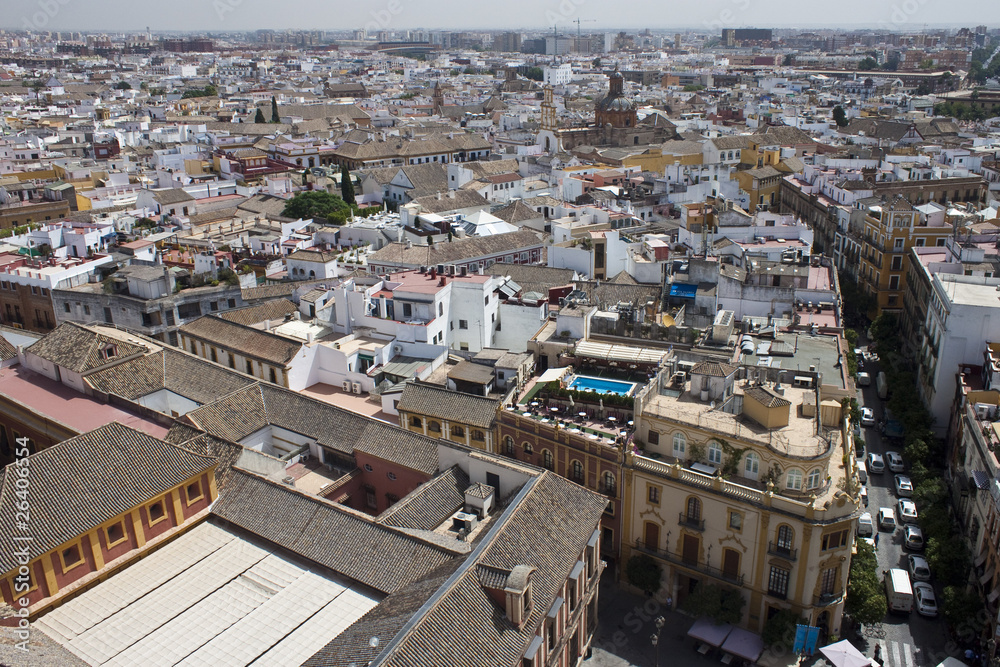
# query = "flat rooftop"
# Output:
<box><xmin>0</xmin><ymin>366</ymin><xmax>170</xmax><ymax>441</ymax></box>
<box><xmin>35</xmin><ymin>521</ymin><xmax>380</xmax><ymax>667</ymax></box>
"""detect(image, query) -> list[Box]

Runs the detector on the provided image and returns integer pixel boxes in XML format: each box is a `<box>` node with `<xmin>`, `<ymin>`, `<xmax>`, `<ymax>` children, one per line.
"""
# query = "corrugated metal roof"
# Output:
<box><xmin>574</xmin><ymin>341</ymin><xmax>667</xmax><ymax>365</ymax></box>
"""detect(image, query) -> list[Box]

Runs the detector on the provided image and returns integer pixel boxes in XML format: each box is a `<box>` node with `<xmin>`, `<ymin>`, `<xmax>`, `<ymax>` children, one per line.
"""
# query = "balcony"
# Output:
<box><xmin>678</xmin><ymin>513</ymin><xmax>705</xmax><ymax>531</ymax></box>
<box><xmin>768</xmin><ymin>542</ymin><xmax>798</xmax><ymax>561</ymax></box>
<box><xmin>634</xmin><ymin>539</ymin><xmax>743</xmax><ymax>586</ymax></box>
<box><xmin>814</xmin><ymin>592</ymin><xmax>843</xmax><ymax>607</ymax></box>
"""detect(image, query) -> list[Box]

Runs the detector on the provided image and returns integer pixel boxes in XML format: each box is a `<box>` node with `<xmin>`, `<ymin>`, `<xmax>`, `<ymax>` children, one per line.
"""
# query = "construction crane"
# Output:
<box><xmin>573</xmin><ymin>18</ymin><xmax>596</xmax><ymax>39</ymax></box>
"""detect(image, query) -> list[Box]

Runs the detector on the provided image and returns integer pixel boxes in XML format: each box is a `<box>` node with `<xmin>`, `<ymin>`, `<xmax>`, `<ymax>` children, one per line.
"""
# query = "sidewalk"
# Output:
<box><xmin>585</xmin><ymin>579</ymin><xmax>718</xmax><ymax>667</ymax></box>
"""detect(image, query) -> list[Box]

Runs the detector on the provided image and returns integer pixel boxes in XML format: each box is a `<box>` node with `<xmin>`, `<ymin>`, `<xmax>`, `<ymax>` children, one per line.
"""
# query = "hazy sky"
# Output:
<box><xmin>6</xmin><ymin>0</ymin><xmax>1000</xmax><ymax>33</ymax></box>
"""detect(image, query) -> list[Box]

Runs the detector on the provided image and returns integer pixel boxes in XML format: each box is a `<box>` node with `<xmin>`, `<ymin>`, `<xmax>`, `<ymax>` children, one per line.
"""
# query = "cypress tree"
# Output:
<box><xmin>271</xmin><ymin>96</ymin><xmax>279</xmax><ymax>123</ymax></box>
<box><xmin>254</xmin><ymin>108</ymin><xmax>266</xmax><ymax>124</ymax></box>
<box><xmin>340</xmin><ymin>164</ymin><xmax>356</xmax><ymax>206</ymax></box>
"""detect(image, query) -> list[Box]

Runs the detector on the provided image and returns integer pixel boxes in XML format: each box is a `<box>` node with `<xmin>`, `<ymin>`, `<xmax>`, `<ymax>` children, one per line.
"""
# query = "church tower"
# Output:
<box><xmin>432</xmin><ymin>82</ymin><xmax>444</xmax><ymax>116</ymax></box>
<box><xmin>540</xmin><ymin>85</ymin><xmax>556</xmax><ymax>131</ymax></box>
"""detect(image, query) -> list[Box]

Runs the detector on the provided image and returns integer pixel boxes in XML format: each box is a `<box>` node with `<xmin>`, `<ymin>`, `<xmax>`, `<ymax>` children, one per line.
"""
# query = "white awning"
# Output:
<box><xmin>536</xmin><ymin>367</ymin><xmax>570</xmax><ymax>384</ymax></box>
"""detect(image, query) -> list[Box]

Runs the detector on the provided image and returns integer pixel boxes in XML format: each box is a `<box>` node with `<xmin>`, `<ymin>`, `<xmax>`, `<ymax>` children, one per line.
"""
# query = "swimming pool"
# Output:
<box><xmin>567</xmin><ymin>375</ymin><xmax>637</xmax><ymax>396</ymax></box>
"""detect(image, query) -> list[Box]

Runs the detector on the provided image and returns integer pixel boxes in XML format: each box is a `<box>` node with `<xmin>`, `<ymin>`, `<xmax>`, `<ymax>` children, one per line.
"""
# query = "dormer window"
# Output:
<box><xmin>100</xmin><ymin>344</ymin><xmax>118</xmax><ymax>360</ymax></box>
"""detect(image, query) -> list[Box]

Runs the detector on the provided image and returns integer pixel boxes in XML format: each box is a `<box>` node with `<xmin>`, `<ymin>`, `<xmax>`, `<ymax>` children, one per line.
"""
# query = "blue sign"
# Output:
<box><xmin>793</xmin><ymin>625</ymin><xmax>821</xmax><ymax>655</ymax></box>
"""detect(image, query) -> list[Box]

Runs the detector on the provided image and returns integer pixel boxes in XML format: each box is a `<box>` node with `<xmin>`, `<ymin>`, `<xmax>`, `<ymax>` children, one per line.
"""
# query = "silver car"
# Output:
<box><xmin>914</xmin><ymin>582</ymin><xmax>938</xmax><ymax>617</ymax></box>
<box><xmin>894</xmin><ymin>475</ymin><xmax>913</xmax><ymax>497</ymax></box>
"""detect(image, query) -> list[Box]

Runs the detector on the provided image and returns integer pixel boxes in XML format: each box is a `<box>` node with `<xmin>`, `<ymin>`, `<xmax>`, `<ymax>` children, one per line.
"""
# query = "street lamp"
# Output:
<box><xmin>650</xmin><ymin>615</ymin><xmax>666</xmax><ymax>667</ymax></box>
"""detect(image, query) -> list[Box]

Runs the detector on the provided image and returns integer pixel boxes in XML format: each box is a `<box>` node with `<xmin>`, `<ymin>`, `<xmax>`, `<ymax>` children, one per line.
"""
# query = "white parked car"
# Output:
<box><xmin>904</xmin><ymin>525</ymin><xmax>924</xmax><ymax>551</ymax></box>
<box><xmin>885</xmin><ymin>450</ymin><xmax>904</xmax><ymax>472</ymax></box>
<box><xmin>897</xmin><ymin>498</ymin><xmax>919</xmax><ymax>524</ymax></box>
<box><xmin>914</xmin><ymin>582</ymin><xmax>938</xmax><ymax>617</ymax></box>
<box><xmin>857</xmin><ymin>512</ymin><xmax>874</xmax><ymax>537</ymax></box>
<box><xmin>908</xmin><ymin>554</ymin><xmax>931</xmax><ymax>582</ymax></box>
<box><xmin>857</xmin><ymin>371</ymin><xmax>871</xmax><ymax>387</ymax></box>
<box><xmin>878</xmin><ymin>507</ymin><xmax>896</xmax><ymax>531</ymax></box>
<box><xmin>894</xmin><ymin>475</ymin><xmax>913</xmax><ymax>497</ymax></box>
<box><xmin>861</xmin><ymin>407</ymin><xmax>875</xmax><ymax>426</ymax></box>
<box><xmin>867</xmin><ymin>452</ymin><xmax>885</xmax><ymax>474</ymax></box>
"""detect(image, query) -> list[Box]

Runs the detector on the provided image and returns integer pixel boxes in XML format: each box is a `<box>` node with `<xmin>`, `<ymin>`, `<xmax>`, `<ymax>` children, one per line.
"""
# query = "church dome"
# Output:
<box><xmin>596</xmin><ymin>94</ymin><xmax>635</xmax><ymax>112</ymax></box>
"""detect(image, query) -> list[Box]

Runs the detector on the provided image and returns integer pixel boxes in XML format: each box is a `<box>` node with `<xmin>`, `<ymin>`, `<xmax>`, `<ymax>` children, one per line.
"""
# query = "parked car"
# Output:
<box><xmin>867</xmin><ymin>452</ymin><xmax>885</xmax><ymax>474</ymax></box>
<box><xmin>857</xmin><ymin>512</ymin><xmax>875</xmax><ymax>537</ymax></box>
<box><xmin>904</xmin><ymin>525</ymin><xmax>924</xmax><ymax>551</ymax></box>
<box><xmin>860</xmin><ymin>484</ymin><xmax>868</xmax><ymax>506</ymax></box>
<box><xmin>897</xmin><ymin>498</ymin><xmax>919</xmax><ymax>524</ymax></box>
<box><xmin>885</xmin><ymin>451</ymin><xmax>904</xmax><ymax>472</ymax></box>
<box><xmin>878</xmin><ymin>507</ymin><xmax>897</xmax><ymax>531</ymax></box>
<box><xmin>908</xmin><ymin>554</ymin><xmax>932</xmax><ymax>581</ymax></box>
<box><xmin>857</xmin><ymin>371</ymin><xmax>871</xmax><ymax>387</ymax></box>
<box><xmin>914</xmin><ymin>581</ymin><xmax>938</xmax><ymax>617</ymax></box>
<box><xmin>861</xmin><ymin>407</ymin><xmax>876</xmax><ymax>426</ymax></box>
<box><xmin>894</xmin><ymin>475</ymin><xmax>913</xmax><ymax>497</ymax></box>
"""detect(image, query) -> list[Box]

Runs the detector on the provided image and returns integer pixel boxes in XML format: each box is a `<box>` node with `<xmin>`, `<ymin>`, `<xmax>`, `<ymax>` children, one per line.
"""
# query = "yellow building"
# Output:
<box><xmin>396</xmin><ymin>382</ymin><xmax>499</xmax><ymax>452</ymax></box>
<box><xmin>857</xmin><ymin>196</ymin><xmax>954</xmax><ymax>317</ymax></box>
<box><xmin>624</xmin><ymin>360</ymin><xmax>859</xmax><ymax>638</ymax></box>
<box><xmin>734</xmin><ymin>141</ymin><xmax>804</xmax><ymax>213</ymax></box>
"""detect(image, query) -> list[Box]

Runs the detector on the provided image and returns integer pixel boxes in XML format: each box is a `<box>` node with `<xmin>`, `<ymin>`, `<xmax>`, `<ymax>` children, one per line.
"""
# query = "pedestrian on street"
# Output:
<box><xmin>874</xmin><ymin>532</ymin><xmax>879</xmax><ymax>547</ymax></box>
<box><xmin>666</xmin><ymin>595</ymin><xmax>673</xmax><ymax>610</ymax></box>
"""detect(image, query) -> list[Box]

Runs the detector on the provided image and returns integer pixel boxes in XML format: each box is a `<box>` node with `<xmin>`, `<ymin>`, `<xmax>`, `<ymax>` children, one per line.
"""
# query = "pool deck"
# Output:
<box><xmin>567</xmin><ymin>374</ymin><xmax>638</xmax><ymax>397</ymax></box>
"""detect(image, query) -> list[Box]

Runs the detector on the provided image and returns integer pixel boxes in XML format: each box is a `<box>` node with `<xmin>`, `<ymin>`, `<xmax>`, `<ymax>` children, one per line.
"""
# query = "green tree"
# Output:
<box><xmin>680</xmin><ymin>583</ymin><xmax>744</xmax><ymax>625</ymax></box>
<box><xmin>783</xmin><ymin>54</ymin><xmax>794</xmax><ymax>66</ymax></box>
<box><xmin>625</xmin><ymin>554</ymin><xmax>661</xmax><ymax>595</ymax></box>
<box><xmin>340</xmin><ymin>164</ymin><xmax>356</xmax><ymax>206</ymax></box>
<box><xmin>427</xmin><ymin>235</ymin><xmax>433</xmax><ymax>246</ymax></box>
<box><xmin>832</xmin><ymin>105</ymin><xmax>849</xmax><ymax>128</ymax></box>
<box><xmin>281</xmin><ymin>191</ymin><xmax>351</xmax><ymax>224</ymax></box>
<box><xmin>846</xmin><ymin>540</ymin><xmax>887</xmax><ymax>625</ymax></box>
<box><xmin>115</xmin><ymin>81</ymin><xmax>132</xmax><ymax>90</ymax></box>
<box><xmin>918</xmin><ymin>58</ymin><xmax>935</xmax><ymax>70</ymax></box>
<box><xmin>762</xmin><ymin>609</ymin><xmax>803</xmax><ymax>648</ymax></box>
<box><xmin>926</xmin><ymin>535</ymin><xmax>969</xmax><ymax>587</ymax></box>
<box><xmin>254</xmin><ymin>108</ymin><xmax>266</xmax><ymax>124</ymax></box>
<box><xmin>858</xmin><ymin>57</ymin><xmax>877</xmax><ymax>71</ymax></box>
<box><xmin>940</xmin><ymin>585</ymin><xmax>984</xmax><ymax>628</ymax></box>
<box><xmin>271</xmin><ymin>96</ymin><xmax>280</xmax><ymax>123</ymax></box>
<box><xmin>524</xmin><ymin>66</ymin><xmax>543</xmax><ymax>81</ymax></box>
<box><xmin>204</xmin><ymin>83</ymin><xmax>217</xmax><ymax>96</ymax></box>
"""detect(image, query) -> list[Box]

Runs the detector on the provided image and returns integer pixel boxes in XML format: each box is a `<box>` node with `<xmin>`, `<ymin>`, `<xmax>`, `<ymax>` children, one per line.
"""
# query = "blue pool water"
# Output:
<box><xmin>567</xmin><ymin>375</ymin><xmax>637</xmax><ymax>396</ymax></box>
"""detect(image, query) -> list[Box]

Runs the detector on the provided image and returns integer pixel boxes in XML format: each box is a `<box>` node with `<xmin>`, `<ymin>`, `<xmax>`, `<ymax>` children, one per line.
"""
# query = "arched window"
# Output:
<box><xmin>571</xmin><ymin>460</ymin><xmax>584</xmax><ymax>482</ymax></box>
<box><xmin>708</xmin><ymin>441</ymin><xmax>723</xmax><ymax>465</ymax></box>
<box><xmin>471</xmin><ymin>430</ymin><xmax>484</xmax><ymax>441</ymax></box>
<box><xmin>776</xmin><ymin>525</ymin><xmax>794</xmax><ymax>553</ymax></box>
<box><xmin>452</xmin><ymin>425</ymin><xmax>465</xmax><ymax>438</ymax></box>
<box><xmin>504</xmin><ymin>436</ymin><xmax>515</xmax><ymax>456</ymax></box>
<box><xmin>806</xmin><ymin>468</ymin><xmax>822</xmax><ymax>489</ymax></box>
<box><xmin>786</xmin><ymin>469</ymin><xmax>803</xmax><ymax>491</ymax></box>
<box><xmin>542</xmin><ymin>449</ymin><xmax>554</xmax><ymax>470</ymax></box>
<box><xmin>602</xmin><ymin>471</ymin><xmax>616</xmax><ymax>497</ymax></box>
<box><xmin>428</xmin><ymin>421</ymin><xmax>441</xmax><ymax>433</ymax></box>
<box><xmin>744</xmin><ymin>452</ymin><xmax>760</xmax><ymax>479</ymax></box>
<box><xmin>523</xmin><ymin>442</ymin><xmax>533</xmax><ymax>455</ymax></box>
<box><xmin>672</xmin><ymin>432</ymin><xmax>686</xmax><ymax>457</ymax></box>
<box><xmin>686</xmin><ymin>496</ymin><xmax>701</xmax><ymax>521</ymax></box>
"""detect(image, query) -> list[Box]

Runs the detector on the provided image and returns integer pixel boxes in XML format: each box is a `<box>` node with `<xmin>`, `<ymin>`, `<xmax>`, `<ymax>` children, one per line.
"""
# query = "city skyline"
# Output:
<box><xmin>5</xmin><ymin>0</ymin><xmax>1000</xmax><ymax>33</ymax></box>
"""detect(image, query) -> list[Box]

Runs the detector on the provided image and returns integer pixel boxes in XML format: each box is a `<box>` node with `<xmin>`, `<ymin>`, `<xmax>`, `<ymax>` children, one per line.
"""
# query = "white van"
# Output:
<box><xmin>857</xmin><ymin>458</ymin><xmax>868</xmax><ymax>485</ymax></box>
<box><xmin>885</xmin><ymin>568</ymin><xmax>913</xmax><ymax>613</ymax></box>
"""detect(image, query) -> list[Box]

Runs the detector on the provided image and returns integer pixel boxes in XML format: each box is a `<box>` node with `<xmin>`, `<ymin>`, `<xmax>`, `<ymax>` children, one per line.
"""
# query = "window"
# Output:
<box><xmin>672</xmin><ymin>432</ymin><xmax>686</xmax><ymax>457</ymax></box>
<box><xmin>888</xmin><ymin>275</ymin><xmax>900</xmax><ymax>291</ymax></box>
<box><xmin>776</xmin><ymin>525</ymin><xmax>793</xmax><ymax>553</ymax></box>
<box><xmin>228</xmin><ymin>354</ymin><xmax>235</xmax><ymax>369</ymax></box>
<box><xmin>821</xmin><ymin>567</ymin><xmax>837</xmax><ymax>596</ymax></box>
<box><xmin>806</xmin><ymin>468</ymin><xmax>822</xmax><ymax>489</ymax></box>
<box><xmin>410</xmin><ymin>416</ymin><xmax>422</xmax><ymax>428</ymax></box>
<box><xmin>915</xmin><ymin>237</ymin><xmax>925</xmax><ymax>247</ymax></box>
<box><xmin>459</xmin><ymin>320</ymin><xmax>468</xmax><ymax>329</ymax></box>
<box><xmin>647</xmin><ymin>430</ymin><xmax>659</xmax><ymax>446</ymax></box>
<box><xmin>105</xmin><ymin>521</ymin><xmax>126</xmax><ymax>546</ymax></box>
<box><xmin>428</xmin><ymin>420</ymin><xmax>441</xmax><ymax>433</ymax></box>
<box><xmin>571</xmin><ymin>460</ymin><xmax>584</xmax><ymax>482</ymax></box>
<box><xmin>542</xmin><ymin>449</ymin><xmax>554</xmax><ymax>470</ymax></box>
<box><xmin>523</xmin><ymin>442</ymin><xmax>533</xmax><ymax>455</ymax></box>
<box><xmin>471</xmin><ymin>430</ymin><xmax>484</xmax><ymax>441</ymax></box>
<box><xmin>729</xmin><ymin>511</ymin><xmax>742</xmax><ymax>531</ymax></box>
<box><xmin>64</xmin><ymin>302</ymin><xmax>70</xmax><ymax>313</ymax></box>
<box><xmin>452</xmin><ymin>425</ymin><xmax>465</xmax><ymax>438</ymax></box>
<box><xmin>365</xmin><ymin>486</ymin><xmax>377</xmax><ymax>509</ymax></box>
<box><xmin>891</xmin><ymin>256</ymin><xmax>902</xmax><ymax>271</ymax></box>
<box><xmin>191</xmin><ymin>341</ymin><xmax>199</xmax><ymax>354</ymax></box>
<box><xmin>185</xmin><ymin>480</ymin><xmax>204</xmax><ymax>504</ymax></box>
<box><xmin>246</xmin><ymin>359</ymin><xmax>254</xmax><ymax>375</ymax></box>
<box><xmin>504</xmin><ymin>436</ymin><xmax>515</xmax><ymax>456</ymax></box>
<box><xmin>708</xmin><ymin>441</ymin><xmax>722</xmax><ymax>465</ymax></box>
<box><xmin>937</xmin><ymin>238</ymin><xmax>946</xmax><ymax>247</ymax></box>
<box><xmin>821</xmin><ymin>530</ymin><xmax>848</xmax><ymax>551</ymax></box>
<box><xmin>648</xmin><ymin>485</ymin><xmax>660</xmax><ymax>504</ymax></box>
<box><xmin>60</xmin><ymin>544</ymin><xmax>83</xmax><ymax>571</ymax></box>
<box><xmin>387</xmin><ymin>472</ymin><xmax>397</xmax><ymax>481</ymax></box>
<box><xmin>686</xmin><ymin>497</ymin><xmax>701</xmax><ymax>521</ymax></box>
<box><xmin>269</xmin><ymin>368</ymin><xmax>277</xmax><ymax>384</ymax></box>
<box><xmin>148</xmin><ymin>500</ymin><xmax>166</xmax><ymax>524</ymax></box>
<box><xmin>786</xmin><ymin>469</ymin><xmax>803</xmax><ymax>491</ymax></box>
<box><xmin>364</xmin><ymin>463</ymin><xmax>374</xmax><ymax>472</ymax></box>
<box><xmin>744</xmin><ymin>452</ymin><xmax>759</xmax><ymax>478</ymax></box>
<box><xmin>894</xmin><ymin>237</ymin><xmax>904</xmax><ymax>250</ymax></box>
<box><xmin>210</xmin><ymin>347</ymin><xmax>218</xmax><ymax>363</ymax></box>
<box><xmin>602</xmin><ymin>471</ymin><xmax>616</xmax><ymax>497</ymax></box>
<box><xmin>768</xmin><ymin>566</ymin><xmax>790</xmax><ymax>599</ymax></box>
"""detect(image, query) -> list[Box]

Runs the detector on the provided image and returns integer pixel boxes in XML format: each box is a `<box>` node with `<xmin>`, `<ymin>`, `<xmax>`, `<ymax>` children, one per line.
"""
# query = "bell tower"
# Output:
<box><xmin>541</xmin><ymin>85</ymin><xmax>556</xmax><ymax>131</ymax></box>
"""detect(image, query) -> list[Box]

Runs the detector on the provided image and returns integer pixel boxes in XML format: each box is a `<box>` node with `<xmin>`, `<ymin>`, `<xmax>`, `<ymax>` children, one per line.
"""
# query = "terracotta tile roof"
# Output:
<box><xmin>377</xmin><ymin>465</ymin><xmax>470</xmax><ymax>531</ymax></box>
<box><xmin>151</xmin><ymin>188</ymin><xmax>196</xmax><ymax>205</ymax></box>
<box><xmin>493</xmin><ymin>199</ymin><xmax>542</xmax><ymax>224</ymax></box>
<box><xmin>218</xmin><ymin>298</ymin><xmax>298</xmax><ymax>326</ymax></box>
<box><xmin>0</xmin><ymin>423</ymin><xmax>215</xmax><ymax>575</ymax></box>
<box><xmin>179</xmin><ymin>315</ymin><xmax>302</xmax><ymax>366</ymax></box>
<box><xmin>369</xmin><ymin>229</ymin><xmax>543</xmax><ymax>268</ymax></box>
<box><xmin>211</xmin><ymin>469</ymin><xmax>459</xmax><ymax>594</ymax></box>
<box><xmin>745</xmin><ymin>385</ymin><xmax>792</xmax><ymax>408</ymax></box>
<box><xmin>692</xmin><ymin>361</ymin><xmax>740</xmax><ymax>377</ymax></box>
<box><xmin>396</xmin><ymin>383</ymin><xmax>499</xmax><ymax>429</ymax></box>
<box><xmin>25</xmin><ymin>322</ymin><xmax>150</xmax><ymax>374</ymax></box>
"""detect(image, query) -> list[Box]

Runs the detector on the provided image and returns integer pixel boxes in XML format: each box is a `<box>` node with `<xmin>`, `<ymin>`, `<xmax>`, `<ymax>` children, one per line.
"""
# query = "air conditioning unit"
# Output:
<box><xmin>352</xmin><ymin>382</ymin><xmax>362</xmax><ymax>394</ymax></box>
<box><xmin>451</xmin><ymin>511</ymin><xmax>479</xmax><ymax>534</ymax></box>
<box><xmin>342</xmin><ymin>380</ymin><xmax>352</xmax><ymax>392</ymax></box>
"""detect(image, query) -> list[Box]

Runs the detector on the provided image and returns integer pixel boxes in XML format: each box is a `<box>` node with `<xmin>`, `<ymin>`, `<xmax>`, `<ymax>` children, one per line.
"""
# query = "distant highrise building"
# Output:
<box><xmin>496</xmin><ymin>31</ymin><xmax>521</xmax><ymax>53</ymax></box>
<box><xmin>675</xmin><ymin>33</ymin><xmax>682</xmax><ymax>49</ymax></box>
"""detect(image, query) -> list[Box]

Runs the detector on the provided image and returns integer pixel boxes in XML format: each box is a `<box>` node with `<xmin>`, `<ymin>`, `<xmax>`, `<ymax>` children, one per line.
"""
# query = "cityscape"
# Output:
<box><xmin>0</xmin><ymin>9</ymin><xmax>999</xmax><ymax>667</ymax></box>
